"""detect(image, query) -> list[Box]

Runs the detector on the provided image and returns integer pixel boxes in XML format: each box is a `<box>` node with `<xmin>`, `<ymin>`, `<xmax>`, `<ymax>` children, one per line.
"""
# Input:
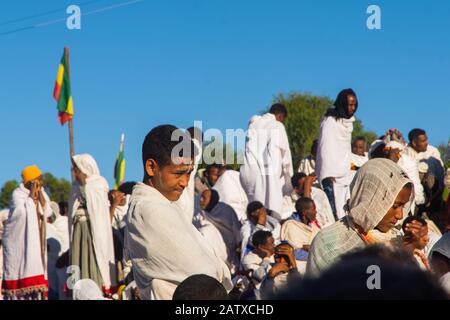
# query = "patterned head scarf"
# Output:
<box><xmin>348</xmin><ymin>158</ymin><xmax>413</xmax><ymax>232</ymax></box>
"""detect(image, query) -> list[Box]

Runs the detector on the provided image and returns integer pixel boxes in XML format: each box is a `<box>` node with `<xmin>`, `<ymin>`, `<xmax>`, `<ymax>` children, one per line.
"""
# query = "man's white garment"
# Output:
<box><xmin>70</xmin><ymin>154</ymin><xmax>117</xmax><ymax>291</ymax></box>
<box><xmin>316</xmin><ymin>116</ymin><xmax>355</xmax><ymax>219</ymax></box>
<box><xmin>279</xmin><ymin>188</ymin><xmax>335</xmax><ymax>227</ymax></box>
<box><xmin>2</xmin><ymin>184</ymin><xmax>52</xmax><ymax>293</ymax></box>
<box><xmin>240</xmin><ymin>113</ymin><xmax>294</xmax><ymax>216</ymax></box>
<box><xmin>0</xmin><ymin>208</ymin><xmax>10</xmax><ymax>299</ymax></box>
<box><xmin>213</xmin><ymin>170</ymin><xmax>248</xmax><ymax>223</ymax></box>
<box><xmin>403</xmin><ymin>145</ymin><xmax>445</xmax><ymax>187</ymax></box>
<box><xmin>125</xmin><ymin>182</ymin><xmax>232</xmax><ymax>300</ymax></box>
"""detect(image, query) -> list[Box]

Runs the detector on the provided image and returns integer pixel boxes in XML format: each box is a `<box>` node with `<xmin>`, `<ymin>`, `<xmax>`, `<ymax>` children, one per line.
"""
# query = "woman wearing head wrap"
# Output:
<box><xmin>306</xmin><ymin>159</ymin><xmax>425</xmax><ymax>277</ymax></box>
<box><xmin>69</xmin><ymin>154</ymin><xmax>116</xmax><ymax>296</ymax></box>
<box><xmin>316</xmin><ymin>89</ymin><xmax>358</xmax><ymax>221</ymax></box>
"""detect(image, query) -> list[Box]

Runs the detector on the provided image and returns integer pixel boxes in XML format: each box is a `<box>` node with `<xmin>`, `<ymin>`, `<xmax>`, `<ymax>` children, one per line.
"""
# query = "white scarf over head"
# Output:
<box><xmin>70</xmin><ymin>154</ymin><xmax>116</xmax><ymax>290</ymax></box>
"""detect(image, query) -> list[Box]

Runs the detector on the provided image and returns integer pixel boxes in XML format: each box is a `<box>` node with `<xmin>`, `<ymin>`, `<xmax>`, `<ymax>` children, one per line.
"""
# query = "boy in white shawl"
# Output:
<box><xmin>125</xmin><ymin>125</ymin><xmax>232</xmax><ymax>300</ymax></box>
<box><xmin>2</xmin><ymin>165</ymin><xmax>52</xmax><ymax>300</ymax></box>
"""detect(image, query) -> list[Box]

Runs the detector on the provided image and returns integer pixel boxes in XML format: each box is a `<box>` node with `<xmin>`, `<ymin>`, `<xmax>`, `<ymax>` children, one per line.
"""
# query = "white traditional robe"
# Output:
<box><xmin>2</xmin><ymin>184</ymin><xmax>52</xmax><ymax>298</ymax></box>
<box><xmin>125</xmin><ymin>183</ymin><xmax>232</xmax><ymax>300</ymax></box>
<box><xmin>298</xmin><ymin>155</ymin><xmax>316</xmax><ymax>176</ymax></box>
<box><xmin>240</xmin><ymin>113</ymin><xmax>294</xmax><ymax>216</ymax></box>
<box><xmin>70</xmin><ymin>154</ymin><xmax>117</xmax><ymax>292</ymax></box>
<box><xmin>316</xmin><ymin>116</ymin><xmax>355</xmax><ymax>219</ymax></box>
<box><xmin>213</xmin><ymin>170</ymin><xmax>249</xmax><ymax>223</ymax></box>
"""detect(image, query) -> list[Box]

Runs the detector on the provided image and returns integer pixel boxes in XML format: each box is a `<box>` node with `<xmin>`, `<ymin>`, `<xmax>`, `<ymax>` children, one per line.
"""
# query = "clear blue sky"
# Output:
<box><xmin>1</xmin><ymin>0</ymin><xmax>449</xmax><ymax>187</ymax></box>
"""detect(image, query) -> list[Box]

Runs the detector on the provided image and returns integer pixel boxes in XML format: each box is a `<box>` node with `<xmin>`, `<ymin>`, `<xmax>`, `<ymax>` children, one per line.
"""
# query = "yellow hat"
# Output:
<box><xmin>21</xmin><ymin>165</ymin><xmax>42</xmax><ymax>184</ymax></box>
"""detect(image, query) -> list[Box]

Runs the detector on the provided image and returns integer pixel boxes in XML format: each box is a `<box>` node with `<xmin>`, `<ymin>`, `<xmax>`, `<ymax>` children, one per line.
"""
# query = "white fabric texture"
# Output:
<box><xmin>2</xmin><ymin>184</ymin><xmax>52</xmax><ymax>289</ymax></box>
<box><xmin>316</xmin><ymin>116</ymin><xmax>354</xmax><ymax>182</ymax></box>
<box><xmin>213</xmin><ymin>170</ymin><xmax>249</xmax><ymax>223</ymax></box>
<box><xmin>240</xmin><ymin>113</ymin><xmax>293</xmax><ymax>216</ymax></box>
<box><xmin>298</xmin><ymin>155</ymin><xmax>316</xmax><ymax>176</ymax></box>
<box><xmin>71</xmin><ymin>154</ymin><xmax>117</xmax><ymax>290</ymax></box>
<box><xmin>125</xmin><ymin>182</ymin><xmax>232</xmax><ymax>300</ymax></box>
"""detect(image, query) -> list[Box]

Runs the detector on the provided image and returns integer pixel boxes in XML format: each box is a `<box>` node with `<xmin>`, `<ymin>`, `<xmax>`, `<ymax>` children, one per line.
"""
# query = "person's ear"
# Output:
<box><xmin>145</xmin><ymin>159</ymin><xmax>158</xmax><ymax>177</ymax></box>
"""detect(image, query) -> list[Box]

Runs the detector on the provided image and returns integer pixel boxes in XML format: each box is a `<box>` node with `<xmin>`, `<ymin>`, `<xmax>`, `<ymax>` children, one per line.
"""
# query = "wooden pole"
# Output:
<box><xmin>64</xmin><ymin>47</ymin><xmax>75</xmax><ymax>182</ymax></box>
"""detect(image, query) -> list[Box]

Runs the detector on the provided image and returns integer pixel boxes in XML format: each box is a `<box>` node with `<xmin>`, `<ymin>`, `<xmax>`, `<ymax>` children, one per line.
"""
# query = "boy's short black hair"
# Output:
<box><xmin>291</xmin><ymin>172</ymin><xmax>307</xmax><ymax>188</ymax></box>
<box><xmin>402</xmin><ymin>215</ymin><xmax>427</xmax><ymax>233</ymax></box>
<box><xmin>246</xmin><ymin>201</ymin><xmax>264</xmax><ymax>215</ymax></box>
<box><xmin>295</xmin><ymin>197</ymin><xmax>314</xmax><ymax>214</ymax></box>
<box><xmin>408</xmin><ymin>128</ymin><xmax>426</xmax><ymax>143</ymax></box>
<box><xmin>252</xmin><ymin>230</ymin><xmax>273</xmax><ymax>247</ymax></box>
<box><xmin>172</xmin><ymin>274</ymin><xmax>228</xmax><ymax>300</ymax></box>
<box><xmin>118</xmin><ymin>181</ymin><xmax>137</xmax><ymax>195</ymax></box>
<box><xmin>142</xmin><ymin>125</ymin><xmax>197</xmax><ymax>172</ymax></box>
<box><xmin>269</xmin><ymin>103</ymin><xmax>288</xmax><ymax>117</ymax></box>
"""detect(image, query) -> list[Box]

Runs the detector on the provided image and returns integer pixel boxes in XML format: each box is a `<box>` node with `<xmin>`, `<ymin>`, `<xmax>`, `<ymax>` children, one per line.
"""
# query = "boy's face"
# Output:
<box><xmin>304</xmin><ymin>202</ymin><xmax>317</xmax><ymax>222</ymax></box>
<box><xmin>146</xmin><ymin>157</ymin><xmax>194</xmax><ymax>202</ymax></box>
<box><xmin>352</xmin><ymin>140</ymin><xmax>366</xmax><ymax>156</ymax></box>
<box><xmin>294</xmin><ymin>177</ymin><xmax>305</xmax><ymax>195</ymax></box>
<box><xmin>257</xmin><ymin>236</ymin><xmax>275</xmax><ymax>257</ymax></box>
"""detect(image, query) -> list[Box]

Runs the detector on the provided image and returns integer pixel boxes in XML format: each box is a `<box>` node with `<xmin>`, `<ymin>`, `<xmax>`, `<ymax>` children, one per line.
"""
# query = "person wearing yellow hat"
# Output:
<box><xmin>1</xmin><ymin>165</ymin><xmax>52</xmax><ymax>300</ymax></box>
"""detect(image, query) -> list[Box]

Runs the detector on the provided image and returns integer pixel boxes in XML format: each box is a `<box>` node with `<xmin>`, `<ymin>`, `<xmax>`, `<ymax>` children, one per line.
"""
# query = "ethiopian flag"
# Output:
<box><xmin>53</xmin><ymin>49</ymin><xmax>74</xmax><ymax>125</ymax></box>
<box><xmin>114</xmin><ymin>134</ymin><xmax>126</xmax><ymax>190</ymax></box>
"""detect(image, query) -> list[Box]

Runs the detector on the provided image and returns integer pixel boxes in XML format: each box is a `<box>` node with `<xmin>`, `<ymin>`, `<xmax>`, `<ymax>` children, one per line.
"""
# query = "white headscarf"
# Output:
<box><xmin>349</xmin><ymin>158</ymin><xmax>414</xmax><ymax>232</ymax></box>
<box><xmin>71</xmin><ymin>154</ymin><xmax>117</xmax><ymax>290</ymax></box>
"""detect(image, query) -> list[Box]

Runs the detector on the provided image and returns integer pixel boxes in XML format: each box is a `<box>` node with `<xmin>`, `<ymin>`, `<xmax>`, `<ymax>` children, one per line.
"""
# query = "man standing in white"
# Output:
<box><xmin>240</xmin><ymin>104</ymin><xmax>294</xmax><ymax>218</ymax></box>
<box><xmin>316</xmin><ymin>89</ymin><xmax>358</xmax><ymax>220</ymax></box>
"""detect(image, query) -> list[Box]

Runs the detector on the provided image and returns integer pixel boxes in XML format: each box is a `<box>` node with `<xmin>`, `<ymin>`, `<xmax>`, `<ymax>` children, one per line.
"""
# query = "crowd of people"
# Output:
<box><xmin>1</xmin><ymin>88</ymin><xmax>450</xmax><ymax>300</ymax></box>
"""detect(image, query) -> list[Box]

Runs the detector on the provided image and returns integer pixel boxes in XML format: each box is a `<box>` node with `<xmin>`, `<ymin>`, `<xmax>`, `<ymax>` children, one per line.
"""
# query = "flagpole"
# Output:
<box><xmin>64</xmin><ymin>47</ymin><xmax>75</xmax><ymax>182</ymax></box>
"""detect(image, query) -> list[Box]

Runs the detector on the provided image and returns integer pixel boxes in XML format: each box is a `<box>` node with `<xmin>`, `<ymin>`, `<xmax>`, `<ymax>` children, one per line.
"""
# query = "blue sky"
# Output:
<box><xmin>0</xmin><ymin>0</ymin><xmax>449</xmax><ymax>187</ymax></box>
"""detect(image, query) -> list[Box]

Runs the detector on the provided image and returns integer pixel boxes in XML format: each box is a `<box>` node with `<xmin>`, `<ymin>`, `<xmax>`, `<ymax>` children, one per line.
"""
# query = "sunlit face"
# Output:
<box><xmin>200</xmin><ymin>189</ymin><xmax>212</xmax><ymax>210</ymax></box>
<box><xmin>347</xmin><ymin>95</ymin><xmax>357</xmax><ymax>116</ymax></box>
<box><xmin>352</xmin><ymin>140</ymin><xmax>366</xmax><ymax>156</ymax></box>
<box><xmin>146</xmin><ymin>157</ymin><xmax>193</xmax><ymax>202</ymax></box>
<box><xmin>413</xmin><ymin>134</ymin><xmax>428</xmax><ymax>153</ymax></box>
<box><xmin>376</xmin><ymin>185</ymin><xmax>412</xmax><ymax>233</ymax></box>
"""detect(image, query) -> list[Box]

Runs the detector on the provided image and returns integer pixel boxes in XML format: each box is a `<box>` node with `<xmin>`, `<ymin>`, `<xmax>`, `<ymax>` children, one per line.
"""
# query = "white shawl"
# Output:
<box><xmin>71</xmin><ymin>154</ymin><xmax>116</xmax><ymax>290</ymax></box>
<box><xmin>2</xmin><ymin>184</ymin><xmax>52</xmax><ymax>295</ymax></box>
<box><xmin>213</xmin><ymin>170</ymin><xmax>249</xmax><ymax>223</ymax></box>
<box><xmin>316</xmin><ymin>116</ymin><xmax>354</xmax><ymax>182</ymax></box>
<box><xmin>125</xmin><ymin>183</ymin><xmax>232</xmax><ymax>299</ymax></box>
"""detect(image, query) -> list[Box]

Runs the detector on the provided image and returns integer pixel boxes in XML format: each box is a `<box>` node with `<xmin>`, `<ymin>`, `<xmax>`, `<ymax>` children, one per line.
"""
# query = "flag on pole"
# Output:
<box><xmin>53</xmin><ymin>48</ymin><xmax>74</xmax><ymax>125</ymax></box>
<box><xmin>114</xmin><ymin>134</ymin><xmax>126</xmax><ymax>190</ymax></box>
